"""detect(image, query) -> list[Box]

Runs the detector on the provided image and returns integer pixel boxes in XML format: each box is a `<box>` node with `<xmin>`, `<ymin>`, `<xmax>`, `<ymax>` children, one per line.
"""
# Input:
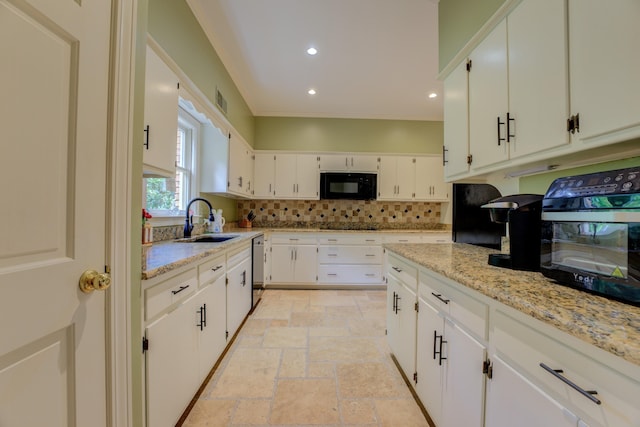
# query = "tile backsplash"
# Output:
<box><xmin>237</xmin><ymin>199</ymin><xmax>447</xmax><ymax>230</ymax></box>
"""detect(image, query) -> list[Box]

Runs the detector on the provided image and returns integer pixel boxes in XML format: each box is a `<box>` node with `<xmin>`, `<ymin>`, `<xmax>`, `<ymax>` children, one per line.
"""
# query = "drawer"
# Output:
<box><xmin>318</xmin><ymin>234</ymin><xmax>382</xmax><ymax>245</ymax></box>
<box><xmin>387</xmin><ymin>253</ymin><xmax>418</xmax><ymax>290</ymax></box>
<box><xmin>493</xmin><ymin>310</ymin><xmax>640</xmax><ymax>427</ymax></box>
<box><xmin>227</xmin><ymin>246</ymin><xmax>251</xmax><ymax>269</ymax></box>
<box><xmin>271</xmin><ymin>234</ymin><xmax>317</xmax><ymax>245</ymax></box>
<box><xmin>318</xmin><ymin>245</ymin><xmax>382</xmax><ymax>264</ymax></box>
<box><xmin>145</xmin><ymin>268</ymin><xmax>197</xmax><ymax>321</ymax></box>
<box><xmin>318</xmin><ymin>265</ymin><xmax>382</xmax><ymax>283</ymax></box>
<box><xmin>383</xmin><ymin>234</ymin><xmax>423</xmax><ymax>244</ymax></box>
<box><xmin>421</xmin><ymin>233</ymin><xmax>452</xmax><ymax>243</ymax></box>
<box><xmin>198</xmin><ymin>254</ymin><xmax>225</xmax><ymax>286</ymax></box>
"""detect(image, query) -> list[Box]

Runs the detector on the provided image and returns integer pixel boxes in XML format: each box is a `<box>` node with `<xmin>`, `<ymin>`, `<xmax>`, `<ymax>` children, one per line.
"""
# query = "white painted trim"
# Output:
<box><xmin>107</xmin><ymin>0</ymin><xmax>137</xmax><ymax>426</ymax></box>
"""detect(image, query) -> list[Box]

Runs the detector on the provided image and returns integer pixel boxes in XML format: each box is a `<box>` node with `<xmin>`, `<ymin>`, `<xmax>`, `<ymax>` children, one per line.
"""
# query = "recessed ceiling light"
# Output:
<box><xmin>428</xmin><ymin>92</ymin><xmax>438</xmax><ymax>99</ymax></box>
<box><xmin>306</xmin><ymin>47</ymin><xmax>318</xmax><ymax>55</ymax></box>
<box><xmin>308</xmin><ymin>89</ymin><xmax>316</xmax><ymax>95</ymax></box>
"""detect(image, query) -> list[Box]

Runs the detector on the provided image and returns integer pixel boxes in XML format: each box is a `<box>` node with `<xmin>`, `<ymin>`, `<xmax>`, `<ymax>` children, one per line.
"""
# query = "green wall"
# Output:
<box><xmin>520</xmin><ymin>157</ymin><xmax>640</xmax><ymax>195</ymax></box>
<box><xmin>148</xmin><ymin>0</ymin><xmax>255</xmax><ymax>145</ymax></box>
<box><xmin>255</xmin><ymin>117</ymin><xmax>443</xmax><ymax>154</ymax></box>
<box><xmin>439</xmin><ymin>0</ymin><xmax>506</xmax><ymax>71</ymax></box>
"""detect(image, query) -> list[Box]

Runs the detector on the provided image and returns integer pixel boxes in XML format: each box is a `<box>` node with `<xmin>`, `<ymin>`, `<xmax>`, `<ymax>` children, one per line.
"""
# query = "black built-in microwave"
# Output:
<box><xmin>320</xmin><ymin>172</ymin><xmax>377</xmax><ymax>200</ymax></box>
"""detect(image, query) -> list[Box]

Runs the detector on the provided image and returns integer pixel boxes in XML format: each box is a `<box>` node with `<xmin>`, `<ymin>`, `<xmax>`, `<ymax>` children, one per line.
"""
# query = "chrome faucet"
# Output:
<box><xmin>184</xmin><ymin>197</ymin><xmax>215</xmax><ymax>238</ymax></box>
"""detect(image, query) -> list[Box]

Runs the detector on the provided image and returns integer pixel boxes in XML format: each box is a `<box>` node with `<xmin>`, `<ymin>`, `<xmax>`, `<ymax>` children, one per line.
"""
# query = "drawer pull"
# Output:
<box><xmin>211</xmin><ymin>265</ymin><xmax>223</xmax><ymax>272</ymax></box>
<box><xmin>365</xmin><ymin>273</ymin><xmax>376</xmax><ymax>277</ymax></box>
<box><xmin>431</xmin><ymin>292</ymin><xmax>450</xmax><ymax>304</ymax></box>
<box><xmin>171</xmin><ymin>284</ymin><xmax>190</xmax><ymax>295</ymax></box>
<box><xmin>327</xmin><ymin>273</ymin><xmax>338</xmax><ymax>276</ymax></box>
<box><xmin>328</xmin><ymin>254</ymin><xmax>338</xmax><ymax>257</ymax></box>
<box><xmin>539</xmin><ymin>363</ymin><xmax>601</xmax><ymax>405</ymax></box>
<box><xmin>289</xmin><ymin>238</ymin><xmax>299</xmax><ymax>241</ymax></box>
<box><xmin>366</xmin><ymin>239</ymin><xmax>376</xmax><ymax>242</ymax></box>
<box><xmin>365</xmin><ymin>254</ymin><xmax>376</xmax><ymax>257</ymax></box>
<box><xmin>399</xmin><ymin>239</ymin><xmax>409</xmax><ymax>242</ymax></box>
<box><xmin>392</xmin><ymin>266</ymin><xmax>402</xmax><ymax>273</ymax></box>
<box><xmin>328</xmin><ymin>239</ymin><xmax>338</xmax><ymax>242</ymax></box>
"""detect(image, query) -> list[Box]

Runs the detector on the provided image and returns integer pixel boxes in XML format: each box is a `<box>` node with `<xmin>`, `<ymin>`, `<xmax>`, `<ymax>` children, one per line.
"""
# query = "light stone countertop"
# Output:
<box><xmin>384</xmin><ymin>243</ymin><xmax>640</xmax><ymax>367</ymax></box>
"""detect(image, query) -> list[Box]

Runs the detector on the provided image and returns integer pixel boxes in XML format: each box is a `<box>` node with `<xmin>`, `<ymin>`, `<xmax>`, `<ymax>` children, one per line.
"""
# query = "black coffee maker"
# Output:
<box><xmin>481</xmin><ymin>194</ymin><xmax>544</xmax><ymax>271</ymax></box>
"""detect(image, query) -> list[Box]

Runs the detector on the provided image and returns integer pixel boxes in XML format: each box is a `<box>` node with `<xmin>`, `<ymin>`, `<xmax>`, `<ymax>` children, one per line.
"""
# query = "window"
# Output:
<box><xmin>144</xmin><ymin>108</ymin><xmax>198</xmax><ymax>218</ymax></box>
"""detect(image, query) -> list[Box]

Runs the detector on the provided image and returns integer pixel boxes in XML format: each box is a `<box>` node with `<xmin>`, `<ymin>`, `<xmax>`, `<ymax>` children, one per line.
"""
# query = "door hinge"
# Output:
<box><xmin>225</xmin><ymin>330</ymin><xmax>229</xmax><ymax>340</ymax></box>
<box><xmin>142</xmin><ymin>337</ymin><xmax>149</xmax><ymax>353</ymax></box>
<box><xmin>567</xmin><ymin>113</ymin><xmax>580</xmax><ymax>134</ymax></box>
<box><xmin>466</xmin><ymin>154</ymin><xmax>473</xmax><ymax>165</ymax></box>
<box><xmin>385</xmin><ymin>328</ymin><xmax>387</xmax><ymax>335</ymax></box>
<box><xmin>466</xmin><ymin>59</ymin><xmax>472</xmax><ymax>72</ymax></box>
<box><xmin>226</xmin><ymin>277</ymin><xmax>229</xmax><ymax>285</ymax></box>
<box><xmin>483</xmin><ymin>359</ymin><xmax>493</xmax><ymax>379</ymax></box>
<box><xmin>415</xmin><ymin>302</ymin><xmax>419</xmax><ymax>312</ymax></box>
<box><xmin>413</xmin><ymin>372</ymin><xmax>418</xmax><ymax>383</ymax></box>
<box><xmin>177</xmin><ymin>82</ymin><xmax>180</xmax><ymax>89</ymax></box>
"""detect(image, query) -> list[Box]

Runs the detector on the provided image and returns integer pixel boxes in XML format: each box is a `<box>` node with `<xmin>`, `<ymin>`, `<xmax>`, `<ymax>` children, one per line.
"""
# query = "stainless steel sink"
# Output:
<box><xmin>192</xmin><ymin>235</ymin><xmax>238</xmax><ymax>243</ymax></box>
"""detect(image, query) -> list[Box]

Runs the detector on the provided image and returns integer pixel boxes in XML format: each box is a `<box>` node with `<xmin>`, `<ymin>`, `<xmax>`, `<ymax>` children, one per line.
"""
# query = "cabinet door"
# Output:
<box><xmin>270</xmin><ymin>245</ymin><xmax>295</xmax><ymax>282</ymax></box>
<box><xmin>197</xmin><ymin>277</ymin><xmax>227</xmax><ymax>381</ymax></box>
<box><xmin>485</xmin><ymin>355</ymin><xmax>580</xmax><ymax>427</ymax></box>
<box><xmin>254</xmin><ymin>153</ymin><xmax>276</xmax><ymax>198</ymax></box>
<box><xmin>228</xmin><ymin>138</ymin><xmax>246</xmax><ymax>195</ymax></box>
<box><xmin>377</xmin><ymin>156</ymin><xmax>397</xmax><ymax>199</ymax></box>
<box><xmin>350</xmin><ymin>155</ymin><xmax>379</xmax><ymax>172</ymax></box>
<box><xmin>508</xmin><ymin>0</ymin><xmax>570</xmax><ymax>159</ymax></box>
<box><xmin>569</xmin><ymin>0</ymin><xmax>640</xmax><ymax>143</ymax></box>
<box><xmin>143</xmin><ymin>47</ymin><xmax>179</xmax><ymax>177</ymax></box>
<box><xmin>274</xmin><ymin>154</ymin><xmax>296</xmax><ymax>198</ymax></box>
<box><xmin>389</xmin><ymin>279</ymin><xmax>417</xmax><ymax>379</ymax></box>
<box><xmin>226</xmin><ymin>256</ymin><xmax>252</xmax><ymax>338</ymax></box>
<box><xmin>415</xmin><ymin>157</ymin><xmax>447</xmax><ymax>201</ymax></box>
<box><xmin>415</xmin><ymin>298</ymin><xmax>445</xmax><ymax>427</ymax></box>
<box><xmin>293</xmin><ymin>245</ymin><xmax>317</xmax><ymax>283</ymax></box>
<box><xmin>199</xmin><ymin>124</ymin><xmax>229</xmax><ymax>194</ymax></box>
<box><xmin>396</xmin><ymin>157</ymin><xmax>415</xmax><ymax>200</ymax></box>
<box><xmin>295</xmin><ymin>154</ymin><xmax>320</xmax><ymax>199</ymax></box>
<box><xmin>444</xmin><ymin>60</ymin><xmax>470</xmax><ymax>179</ymax></box>
<box><xmin>468</xmin><ymin>19</ymin><xmax>509</xmax><ymax>170</ymax></box>
<box><xmin>320</xmin><ymin>154</ymin><xmax>350</xmax><ymax>171</ymax></box>
<box><xmin>441</xmin><ymin>320</ymin><xmax>486</xmax><ymax>427</ymax></box>
<box><xmin>145</xmin><ymin>300</ymin><xmax>199</xmax><ymax>427</ymax></box>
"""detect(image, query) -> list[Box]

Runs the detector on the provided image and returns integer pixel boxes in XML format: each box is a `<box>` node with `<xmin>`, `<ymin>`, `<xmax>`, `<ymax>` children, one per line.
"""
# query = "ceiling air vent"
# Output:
<box><xmin>216</xmin><ymin>88</ymin><xmax>228</xmax><ymax>115</ymax></box>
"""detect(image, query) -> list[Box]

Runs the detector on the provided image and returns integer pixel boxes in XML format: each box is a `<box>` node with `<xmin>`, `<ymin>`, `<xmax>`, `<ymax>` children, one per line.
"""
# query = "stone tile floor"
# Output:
<box><xmin>183</xmin><ymin>289</ymin><xmax>429</xmax><ymax>427</ymax></box>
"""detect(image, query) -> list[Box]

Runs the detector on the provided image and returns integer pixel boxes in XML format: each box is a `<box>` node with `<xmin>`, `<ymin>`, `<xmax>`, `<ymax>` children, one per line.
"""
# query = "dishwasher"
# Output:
<box><xmin>251</xmin><ymin>235</ymin><xmax>264</xmax><ymax>310</ymax></box>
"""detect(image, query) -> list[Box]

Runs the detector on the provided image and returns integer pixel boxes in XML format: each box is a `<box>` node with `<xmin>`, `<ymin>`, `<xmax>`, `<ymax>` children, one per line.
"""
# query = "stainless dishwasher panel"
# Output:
<box><xmin>251</xmin><ymin>235</ymin><xmax>264</xmax><ymax>309</ymax></box>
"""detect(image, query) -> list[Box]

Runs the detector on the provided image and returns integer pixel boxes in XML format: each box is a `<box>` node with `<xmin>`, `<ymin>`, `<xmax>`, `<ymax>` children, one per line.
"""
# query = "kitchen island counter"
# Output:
<box><xmin>385</xmin><ymin>243</ymin><xmax>640</xmax><ymax>367</ymax></box>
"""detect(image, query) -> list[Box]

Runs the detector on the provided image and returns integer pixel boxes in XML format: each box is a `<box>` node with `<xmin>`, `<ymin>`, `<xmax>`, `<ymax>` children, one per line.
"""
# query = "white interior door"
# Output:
<box><xmin>0</xmin><ymin>0</ymin><xmax>112</xmax><ymax>426</ymax></box>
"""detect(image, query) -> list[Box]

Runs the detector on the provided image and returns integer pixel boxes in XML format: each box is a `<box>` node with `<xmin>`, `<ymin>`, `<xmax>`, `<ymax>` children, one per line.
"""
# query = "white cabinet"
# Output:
<box><xmin>486</xmin><ymin>309</ymin><xmax>640</xmax><ymax>427</ymax></box>
<box><xmin>253</xmin><ymin>152</ymin><xmax>276</xmax><ymax>198</ymax></box>
<box><xmin>415</xmin><ymin>273</ymin><xmax>487</xmax><ymax>427</ymax></box>
<box><xmin>200</xmin><ymin>128</ymin><xmax>253</xmax><ymax>198</ymax></box>
<box><xmin>377</xmin><ymin>156</ymin><xmax>414</xmax><ymax>200</ymax></box>
<box><xmin>319</xmin><ymin>154</ymin><xmax>378</xmax><ymax>172</ymax></box>
<box><xmin>414</xmin><ymin>156</ymin><xmax>449</xmax><ymax>201</ymax></box>
<box><xmin>443</xmin><ymin>60</ymin><xmax>470</xmax><ymax>180</ymax></box>
<box><xmin>465</xmin><ymin>0</ymin><xmax>569</xmax><ymax>171</ymax></box>
<box><xmin>386</xmin><ymin>254</ymin><xmax>418</xmax><ymax>378</ymax></box>
<box><xmin>227</xmin><ymin>135</ymin><xmax>254</xmax><ymax>197</ymax></box>
<box><xmin>485</xmin><ymin>355</ymin><xmax>581</xmax><ymax>427</ymax></box>
<box><xmin>143</xmin><ymin>46</ymin><xmax>179</xmax><ymax>177</ymax></box>
<box><xmin>226</xmin><ymin>246</ymin><xmax>252</xmax><ymax>339</ymax></box>
<box><xmin>568</xmin><ymin>0</ymin><xmax>640</xmax><ymax>146</ymax></box>
<box><xmin>317</xmin><ymin>234</ymin><xmax>383</xmax><ymax>285</ymax></box>
<box><xmin>269</xmin><ymin>234</ymin><xmax>317</xmax><ymax>284</ymax></box>
<box><xmin>274</xmin><ymin>154</ymin><xmax>320</xmax><ymax>199</ymax></box>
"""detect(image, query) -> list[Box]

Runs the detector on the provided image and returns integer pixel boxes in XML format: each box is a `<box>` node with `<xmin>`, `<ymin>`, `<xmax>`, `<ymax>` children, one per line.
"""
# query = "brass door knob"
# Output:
<box><xmin>79</xmin><ymin>270</ymin><xmax>112</xmax><ymax>293</ymax></box>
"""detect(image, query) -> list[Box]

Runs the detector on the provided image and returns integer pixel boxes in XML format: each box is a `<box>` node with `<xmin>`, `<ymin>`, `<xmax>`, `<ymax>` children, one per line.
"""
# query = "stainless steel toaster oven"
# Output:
<box><xmin>540</xmin><ymin>166</ymin><xmax>640</xmax><ymax>306</ymax></box>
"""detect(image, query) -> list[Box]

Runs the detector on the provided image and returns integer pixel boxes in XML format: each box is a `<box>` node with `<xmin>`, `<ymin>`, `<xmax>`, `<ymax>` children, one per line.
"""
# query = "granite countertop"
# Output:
<box><xmin>384</xmin><ymin>243</ymin><xmax>640</xmax><ymax>367</ymax></box>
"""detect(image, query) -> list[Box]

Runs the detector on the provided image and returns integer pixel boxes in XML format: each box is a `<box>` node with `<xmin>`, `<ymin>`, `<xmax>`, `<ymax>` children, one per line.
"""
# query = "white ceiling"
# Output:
<box><xmin>187</xmin><ymin>0</ymin><xmax>443</xmax><ymax>121</ymax></box>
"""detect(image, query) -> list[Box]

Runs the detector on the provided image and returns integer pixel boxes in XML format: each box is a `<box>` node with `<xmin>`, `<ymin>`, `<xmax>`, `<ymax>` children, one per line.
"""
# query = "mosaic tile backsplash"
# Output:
<box><xmin>237</xmin><ymin>200</ymin><xmax>447</xmax><ymax>230</ymax></box>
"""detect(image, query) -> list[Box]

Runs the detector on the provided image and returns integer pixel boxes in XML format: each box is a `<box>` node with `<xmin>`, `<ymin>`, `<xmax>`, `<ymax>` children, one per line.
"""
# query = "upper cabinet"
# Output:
<box><xmin>253</xmin><ymin>152</ymin><xmax>276</xmax><ymax>198</ymax></box>
<box><xmin>467</xmin><ymin>0</ymin><xmax>569</xmax><ymax>171</ymax></box>
<box><xmin>568</xmin><ymin>0</ymin><xmax>640</xmax><ymax>145</ymax></box>
<box><xmin>200</xmin><ymin>127</ymin><xmax>254</xmax><ymax>198</ymax></box>
<box><xmin>319</xmin><ymin>154</ymin><xmax>378</xmax><ymax>172</ymax></box>
<box><xmin>378</xmin><ymin>155</ymin><xmax>449</xmax><ymax>202</ymax></box>
<box><xmin>143</xmin><ymin>47</ymin><xmax>179</xmax><ymax>177</ymax></box>
<box><xmin>443</xmin><ymin>0</ymin><xmax>640</xmax><ymax>182</ymax></box>
<box><xmin>273</xmin><ymin>154</ymin><xmax>320</xmax><ymax>199</ymax></box>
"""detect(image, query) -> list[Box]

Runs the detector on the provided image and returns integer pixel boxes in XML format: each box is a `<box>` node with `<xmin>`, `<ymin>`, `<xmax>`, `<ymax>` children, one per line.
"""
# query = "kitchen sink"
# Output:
<box><xmin>177</xmin><ymin>234</ymin><xmax>240</xmax><ymax>243</ymax></box>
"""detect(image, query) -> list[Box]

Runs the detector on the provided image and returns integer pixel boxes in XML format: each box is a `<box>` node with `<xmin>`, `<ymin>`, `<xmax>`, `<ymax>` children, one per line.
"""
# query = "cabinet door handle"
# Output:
<box><xmin>442</xmin><ymin>146</ymin><xmax>448</xmax><ymax>166</ymax></box>
<box><xmin>497</xmin><ymin>116</ymin><xmax>506</xmax><ymax>146</ymax></box>
<box><xmin>431</xmin><ymin>292</ymin><xmax>450</xmax><ymax>304</ymax></box>
<box><xmin>171</xmin><ymin>284</ymin><xmax>190</xmax><ymax>295</ymax></box>
<box><xmin>394</xmin><ymin>293</ymin><xmax>401</xmax><ymax>314</ymax></box>
<box><xmin>241</xmin><ymin>270</ymin><xmax>246</xmax><ymax>286</ymax></box>
<box><xmin>507</xmin><ymin>112</ymin><xmax>515</xmax><ymax>142</ymax></box>
<box><xmin>203</xmin><ymin>303</ymin><xmax>207</xmax><ymax>327</ymax></box>
<box><xmin>365</xmin><ymin>239</ymin><xmax>376</xmax><ymax>242</ymax></box>
<box><xmin>433</xmin><ymin>331</ymin><xmax>447</xmax><ymax>365</ymax></box>
<box><xmin>294</xmin><ymin>248</ymin><xmax>297</xmax><ymax>261</ymax></box>
<box><xmin>345</xmin><ymin>157</ymin><xmax>349</xmax><ymax>167</ymax></box>
<box><xmin>539</xmin><ymin>363</ymin><xmax>601</xmax><ymax>405</ymax></box>
<box><xmin>143</xmin><ymin>125</ymin><xmax>150</xmax><ymax>149</ymax></box>
<box><xmin>197</xmin><ymin>304</ymin><xmax>205</xmax><ymax>331</ymax></box>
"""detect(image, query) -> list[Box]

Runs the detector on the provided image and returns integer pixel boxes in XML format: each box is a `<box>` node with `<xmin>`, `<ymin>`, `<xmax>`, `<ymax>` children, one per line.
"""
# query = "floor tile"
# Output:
<box><xmin>270</xmin><ymin>378</ymin><xmax>339</xmax><ymax>425</ymax></box>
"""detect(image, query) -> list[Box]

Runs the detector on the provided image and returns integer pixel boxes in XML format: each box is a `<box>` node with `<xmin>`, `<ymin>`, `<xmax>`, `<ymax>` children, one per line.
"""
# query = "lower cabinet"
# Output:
<box><xmin>318</xmin><ymin>234</ymin><xmax>383</xmax><ymax>285</ymax></box>
<box><xmin>226</xmin><ymin>246</ymin><xmax>252</xmax><ymax>339</ymax></box>
<box><xmin>269</xmin><ymin>234</ymin><xmax>317</xmax><ymax>284</ymax></box>
<box><xmin>386</xmin><ymin>273</ymin><xmax>417</xmax><ymax>376</ymax></box>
